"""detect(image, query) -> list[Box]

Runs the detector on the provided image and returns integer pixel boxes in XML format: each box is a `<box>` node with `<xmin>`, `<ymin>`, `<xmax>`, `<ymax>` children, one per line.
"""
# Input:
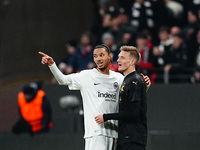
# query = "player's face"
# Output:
<box><xmin>93</xmin><ymin>48</ymin><xmax>111</xmax><ymax>70</ymax></box>
<box><xmin>117</xmin><ymin>51</ymin><xmax>133</xmax><ymax>73</ymax></box>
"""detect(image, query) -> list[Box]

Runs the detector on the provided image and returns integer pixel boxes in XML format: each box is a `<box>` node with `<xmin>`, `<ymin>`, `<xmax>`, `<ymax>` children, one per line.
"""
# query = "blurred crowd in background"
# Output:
<box><xmin>55</xmin><ymin>0</ymin><xmax>200</xmax><ymax>84</ymax></box>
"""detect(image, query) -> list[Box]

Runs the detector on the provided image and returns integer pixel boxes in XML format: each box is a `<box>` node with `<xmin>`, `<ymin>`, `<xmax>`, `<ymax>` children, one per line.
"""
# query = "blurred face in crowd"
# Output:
<box><xmin>136</xmin><ymin>37</ymin><xmax>147</xmax><ymax>49</ymax></box>
<box><xmin>80</xmin><ymin>35</ymin><xmax>91</xmax><ymax>46</ymax></box>
<box><xmin>118</xmin><ymin>13</ymin><xmax>129</xmax><ymax>24</ymax></box>
<box><xmin>66</xmin><ymin>46</ymin><xmax>76</xmax><ymax>55</ymax></box>
<box><xmin>104</xmin><ymin>38</ymin><xmax>114</xmax><ymax>48</ymax></box>
<box><xmin>123</xmin><ymin>33</ymin><xmax>132</xmax><ymax>44</ymax></box>
<box><xmin>111</xmin><ymin>16</ymin><xmax>121</xmax><ymax>28</ymax></box>
<box><xmin>102</xmin><ymin>14</ymin><xmax>112</xmax><ymax>27</ymax></box>
<box><xmin>93</xmin><ymin>48</ymin><xmax>111</xmax><ymax>71</ymax></box>
<box><xmin>159</xmin><ymin>31</ymin><xmax>169</xmax><ymax>42</ymax></box>
<box><xmin>187</xmin><ymin>11</ymin><xmax>197</xmax><ymax>23</ymax></box>
<box><xmin>170</xmin><ymin>26</ymin><xmax>181</xmax><ymax>37</ymax></box>
<box><xmin>173</xmin><ymin>36</ymin><xmax>183</xmax><ymax>49</ymax></box>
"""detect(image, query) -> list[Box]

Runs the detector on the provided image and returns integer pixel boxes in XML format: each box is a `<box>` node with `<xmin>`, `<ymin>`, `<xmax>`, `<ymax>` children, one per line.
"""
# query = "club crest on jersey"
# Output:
<box><xmin>113</xmin><ymin>82</ymin><xmax>119</xmax><ymax>90</ymax></box>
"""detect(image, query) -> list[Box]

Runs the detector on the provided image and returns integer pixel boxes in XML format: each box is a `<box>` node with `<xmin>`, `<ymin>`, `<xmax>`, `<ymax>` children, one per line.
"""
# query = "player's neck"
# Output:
<box><xmin>123</xmin><ymin>68</ymin><xmax>135</xmax><ymax>77</ymax></box>
<box><xmin>97</xmin><ymin>67</ymin><xmax>110</xmax><ymax>75</ymax></box>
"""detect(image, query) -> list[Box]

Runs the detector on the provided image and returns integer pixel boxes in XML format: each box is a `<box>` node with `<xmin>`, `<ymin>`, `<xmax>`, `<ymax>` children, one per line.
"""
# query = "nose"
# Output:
<box><xmin>94</xmin><ymin>56</ymin><xmax>101</xmax><ymax>62</ymax></box>
<box><xmin>117</xmin><ymin>57</ymin><xmax>120</xmax><ymax>63</ymax></box>
<box><xmin>96</xmin><ymin>56</ymin><xmax>101</xmax><ymax>61</ymax></box>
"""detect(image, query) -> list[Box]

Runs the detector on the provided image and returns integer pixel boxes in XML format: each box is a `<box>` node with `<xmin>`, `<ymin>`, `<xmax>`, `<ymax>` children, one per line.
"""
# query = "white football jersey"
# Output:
<box><xmin>49</xmin><ymin>63</ymin><xmax>124</xmax><ymax>138</ymax></box>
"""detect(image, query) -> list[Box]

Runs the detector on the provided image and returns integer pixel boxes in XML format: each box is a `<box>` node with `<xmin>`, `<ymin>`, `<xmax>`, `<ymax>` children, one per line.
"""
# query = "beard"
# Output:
<box><xmin>97</xmin><ymin>66</ymin><xmax>106</xmax><ymax>71</ymax></box>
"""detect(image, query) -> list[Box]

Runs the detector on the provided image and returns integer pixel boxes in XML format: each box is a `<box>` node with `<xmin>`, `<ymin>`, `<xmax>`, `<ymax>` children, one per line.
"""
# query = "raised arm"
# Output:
<box><xmin>38</xmin><ymin>51</ymin><xmax>71</xmax><ymax>85</ymax></box>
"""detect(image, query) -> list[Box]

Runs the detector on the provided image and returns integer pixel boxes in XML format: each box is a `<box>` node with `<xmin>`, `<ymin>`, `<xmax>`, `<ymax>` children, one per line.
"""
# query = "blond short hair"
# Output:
<box><xmin>120</xmin><ymin>45</ymin><xmax>141</xmax><ymax>64</ymax></box>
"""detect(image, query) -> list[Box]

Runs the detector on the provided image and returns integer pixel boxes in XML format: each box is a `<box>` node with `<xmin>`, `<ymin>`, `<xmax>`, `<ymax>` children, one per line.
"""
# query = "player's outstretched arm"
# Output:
<box><xmin>38</xmin><ymin>52</ymin><xmax>55</xmax><ymax>66</ymax></box>
<box><xmin>38</xmin><ymin>51</ymin><xmax>70</xmax><ymax>85</ymax></box>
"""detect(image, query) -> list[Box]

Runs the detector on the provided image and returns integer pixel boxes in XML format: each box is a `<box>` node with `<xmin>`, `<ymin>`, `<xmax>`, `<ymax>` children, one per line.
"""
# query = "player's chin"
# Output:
<box><xmin>97</xmin><ymin>66</ymin><xmax>106</xmax><ymax>71</ymax></box>
<box><xmin>118</xmin><ymin>67</ymin><xmax>123</xmax><ymax>72</ymax></box>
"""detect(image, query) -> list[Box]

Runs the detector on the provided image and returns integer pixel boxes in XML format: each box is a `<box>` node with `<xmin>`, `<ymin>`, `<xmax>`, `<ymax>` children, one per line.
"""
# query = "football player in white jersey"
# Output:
<box><xmin>39</xmin><ymin>44</ymin><xmax>151</xmax><ymax>150</ymax></box>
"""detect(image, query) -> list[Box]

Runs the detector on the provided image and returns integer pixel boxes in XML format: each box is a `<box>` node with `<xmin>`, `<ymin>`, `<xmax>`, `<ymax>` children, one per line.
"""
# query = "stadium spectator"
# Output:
<box><xmin>130</xmin><ymin>0</ymin><xmax>155</xmax><ymax>33</ymax></box>
<box><xmin>186</xmin><ymin>25</ymin><xmax>200</xmax><ymax>68</ymax></box>
<box><xmin>69</xmin><ymin>32</ymin><xmax>95</xmax><ymax>72</ymax></box>
<box><xmin>91</xmin><ymin>0</ymin><xmax>116</xmax><ymax>38</ymax></box>
<box><xmin>182</xmin><ymin>0</ymin><xmax>200</xmax><ymax>20</ymax></box>
<box><xmin>151</xmin><ymin>0</ymin><xmax>171</xmax><ymax>28</ymax></box>
<box><xmin>136</xmin><ymin>32</ymin><xmax>156</xmax><ymax>82</ymax></box>
<box><xmin>117</xmin><ymin>0</ymin><xmax>133</xmax><ymax>17</ymax></box>
<box><xmin>190</xmin><ymin>27</ymin><xmax>200</xmax><ymax>83</ymax></box>
<box><xmin>192</xmin><ymin>46</ymin><xmax>200</xmax><ymax>83</ymax></box>
<box><xmin>182</xmin><ymin>9</ymin><xmax>199</xmax><ymax>40</ymax></box>
<box><xmin>164</xmin><ymin>0</ymin><xmax>184</xmax><ymax>26</ymax></box>
<box><xmin>99</xmin><ymin>10</ymin><xmax>129</xmax><ymax>46</ymax></box>
<box><xmin>163</xmin><ymin>33</ymin><xmax>188</xmax><ymax>83</ymax></box>
<box><xmin>170</xmin><ymin>26</ymin><xmax>181</xmax><ymax>38</ymax></box>
<box><xmin>58</xmin><ymin>40</ymin><xmax>78</xmax><ymax>75</ymax></box>
<box><xmin>153</xmin><ymin>26</ymin><xmax>173</xmax><ymax>68</ymax></box>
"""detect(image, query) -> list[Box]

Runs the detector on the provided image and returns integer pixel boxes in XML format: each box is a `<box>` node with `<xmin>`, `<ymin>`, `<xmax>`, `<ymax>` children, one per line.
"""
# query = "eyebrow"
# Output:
<box><xmin>119</xmin><ymin>55</ymin><xmax>125</xmax><ymax>58</ymax></box>
<box><xmin>94</xmin><ymin>52</ymin><xmax>105</xmax><ymax>55</ymax></box>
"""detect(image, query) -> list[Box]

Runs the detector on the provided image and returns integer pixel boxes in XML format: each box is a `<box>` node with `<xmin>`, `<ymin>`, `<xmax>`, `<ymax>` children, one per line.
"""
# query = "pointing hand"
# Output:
<box><xmin>38</xmin><ymin>51</ymin><xmax>54</xmax><ymax>66</ymax></box>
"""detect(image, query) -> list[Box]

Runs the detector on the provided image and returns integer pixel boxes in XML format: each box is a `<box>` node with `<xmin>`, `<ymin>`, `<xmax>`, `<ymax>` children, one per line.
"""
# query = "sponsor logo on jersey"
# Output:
<box><xmin>97</xmin><ymin>91</ymin><xmax>116</xmax><ymax>101</ymax></box>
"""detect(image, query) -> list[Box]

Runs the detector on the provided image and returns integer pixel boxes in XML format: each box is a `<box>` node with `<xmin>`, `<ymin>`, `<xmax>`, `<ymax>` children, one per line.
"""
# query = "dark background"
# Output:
<box><xmin>0</xmin><ymin>0</ymin><xmax>94</xmax><ymax>85</ymax></box>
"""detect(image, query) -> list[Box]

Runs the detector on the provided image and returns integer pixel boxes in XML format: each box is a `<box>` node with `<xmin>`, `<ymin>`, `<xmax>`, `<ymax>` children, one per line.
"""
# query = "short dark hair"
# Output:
<box><xmin>159</xmin><ymin>26</ymin><xmax>170</xmax><ymax>34</ymax></box>
<box><xmin>94</xmin><ymin>44</ymin><xmax>111</xmax><ymax>54</ymax></box>
<box><xmin>173</xmin><ymin>33</ymin><xmax>184</xmax><ymax>39</ymax></box>
<box><xmin>23</xmin><ymin>84</ymin><xmax>37</xmax><ymax>95</ymax></box>
<box><xmin>136</xmin><ymin>32</ymin><xmax>147</xmax><ymax>40</ymax></box>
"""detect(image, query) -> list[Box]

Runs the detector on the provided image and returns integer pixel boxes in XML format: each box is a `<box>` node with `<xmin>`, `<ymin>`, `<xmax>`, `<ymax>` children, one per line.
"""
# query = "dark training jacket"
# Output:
<box><xmin>104</xmin><ymin>71</ymin><xmax>147</xmax><ymax>145</ymax></box>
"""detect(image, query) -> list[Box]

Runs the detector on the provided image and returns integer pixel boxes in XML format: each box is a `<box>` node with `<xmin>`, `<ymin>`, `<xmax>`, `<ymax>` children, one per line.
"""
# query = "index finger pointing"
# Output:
<box><xmin>38</xmin><ymin>51</ymin><xmax>47</xmax><ymax>57</ymax></box>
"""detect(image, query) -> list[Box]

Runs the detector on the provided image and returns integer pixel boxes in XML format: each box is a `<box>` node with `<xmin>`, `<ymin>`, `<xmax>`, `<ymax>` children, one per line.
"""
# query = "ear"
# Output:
<box><xmin>131</xmin><ymin>59</ymin><xmax>136</xmax><ymax>66</ymax></box>
<box><xmin>109</xmin><ymin>53</ymin><xmax>112</xmax><ymax>62</ymax></box>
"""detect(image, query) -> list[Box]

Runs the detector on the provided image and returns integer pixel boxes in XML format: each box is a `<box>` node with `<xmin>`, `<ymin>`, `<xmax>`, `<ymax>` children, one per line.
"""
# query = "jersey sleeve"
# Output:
<box><xmin>49</xmin><ymin>63</ymin><xmax>85</xmax><ymax>90</ymax></box>
<box><xmin>103</xmin><ymin>102</ymin><xmax>140</xmax><ymax>121</ymax></box>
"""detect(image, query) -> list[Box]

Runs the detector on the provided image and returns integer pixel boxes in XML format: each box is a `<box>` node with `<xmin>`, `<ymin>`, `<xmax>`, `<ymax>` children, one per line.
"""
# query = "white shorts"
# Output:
<box><xmin>85</xmin><ymin>135</ymin><xmax>116</xmax><ymax>150</ymax></box>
